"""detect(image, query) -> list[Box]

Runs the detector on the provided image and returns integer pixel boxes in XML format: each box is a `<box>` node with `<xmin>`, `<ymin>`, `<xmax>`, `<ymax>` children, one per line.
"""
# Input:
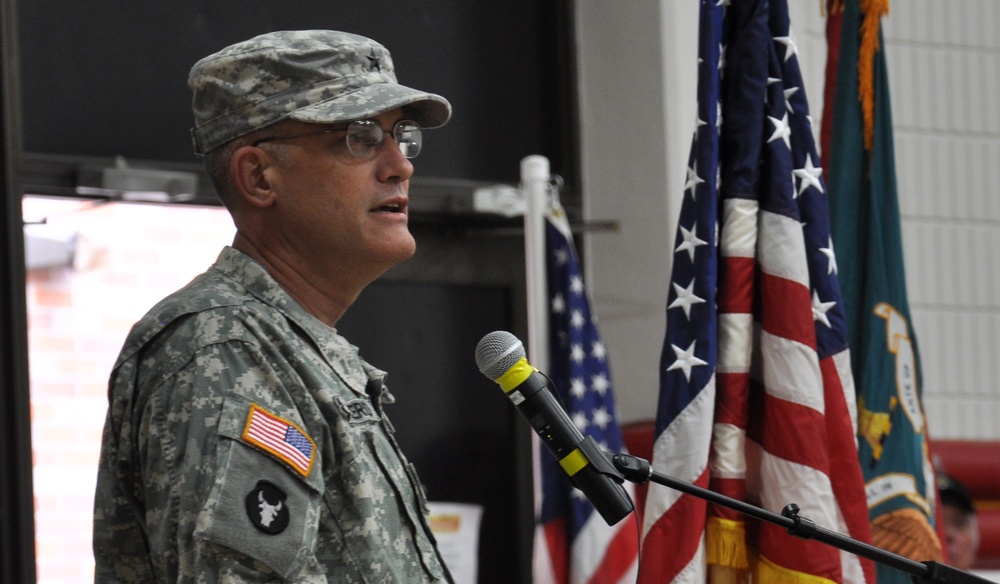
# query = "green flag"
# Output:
<box><xmin>826</xmin><ymin>1</ymin><xmax>942</xmax><ymax>581</ymax></box>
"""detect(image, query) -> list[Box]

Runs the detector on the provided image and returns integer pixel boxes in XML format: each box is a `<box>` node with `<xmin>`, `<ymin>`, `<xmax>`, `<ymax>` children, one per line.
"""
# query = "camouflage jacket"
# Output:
<box><xmin>94</xmin><ymin>246</ymin><xmax>452</xmax><ymax>583</ymax></box>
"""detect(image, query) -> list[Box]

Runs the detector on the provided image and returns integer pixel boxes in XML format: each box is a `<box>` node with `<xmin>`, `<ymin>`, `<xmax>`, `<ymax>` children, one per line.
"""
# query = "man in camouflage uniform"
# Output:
<box><xmin>93</xmin><ymin>30</ymin><xmax>454</xmax><ymax>583</ymax></box>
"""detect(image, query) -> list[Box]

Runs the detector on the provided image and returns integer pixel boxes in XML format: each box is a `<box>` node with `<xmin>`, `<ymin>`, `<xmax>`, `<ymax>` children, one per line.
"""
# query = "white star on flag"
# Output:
<box><xmin>684</xmin><ymin>161</ymin><xmax>706</xmax><ymax>200</ymax></box>
<box><xmin>793</xmin><ymin>153</ymin><xmax>824</xmax><ymax>197</ymax></box>
<box><xmin>811</xmin><ymin>290</ymin><xmax>837</xmax><ymax>328</ymax></box>
<box><xmin>591</xmin><ymin>341</ymin><xmax>607</xmax><ymax>361</ymax></box>
<box><xmin>554</xmin><ymin>246</ymin><xmax>569</xmax><ymax>266</ymax></box>
<box><xmin>591</xmin><ymin>372</ymin><xmax>610</xmax><ymax>395</ymax></box>
<box><xmin>592</xmin><ymin>407</ymin><xmax>611</xmax><ymax>430</ymax></box>
<box><xmin>676</xmin><ymin>223</ymin><xmax>708</xmax><ymax>262</ymax></box>
<box><xmin>666</xmin><ymin>340</ymin><xmax>708</xmax><ymax>382</ymax></box>
<box><xmin>784</xmin><ymin>85</ymin><xmax>799</xmax><ymax>112</ymax></box>
<box><xmin>551</xmin><ymin>292</ymin><xmax>566</xmax><ymax>315</ymax></box>
<box><xmin>774</xmin><ymin>29</ymin><xmax>798</xmax><ymax>62</ymax></box>
<box><xmin>768</xmin><ymin>112</ymin><xmax>792</xmax><ymax>149</ymax></box>
<box><xmin>669</xmin><ymin>279</ymin><xmax>706</xmax><ymax>320</ymax></box>
<box><xmin>819</xmin><ymin>237</ymin><xmax>838</xmax><ymax>275</ymax></box>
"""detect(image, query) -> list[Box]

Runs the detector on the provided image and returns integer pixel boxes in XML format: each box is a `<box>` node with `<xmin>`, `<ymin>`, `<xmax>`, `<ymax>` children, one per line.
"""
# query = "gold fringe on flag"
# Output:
<box><xmin>858</xmin><ymin>0</ymin><xmax>889</xmax><ymax>151</ymax></box>
<box><xmin>706</xmin><ymin>517</ymin><xmax>750</xmax><ymax>584</ymax></box>
<box><xmin>870</xmin><ymin>507</ymin><xmax>944</xmax><ymax>562</ymax></box>
<box><xmin>706</xmin><ymin>517</ymin><xmax>750</xmax><ymax>570</ymax></box>
<box><xmin>755</xmin><ymin>554</ymin><xmax>838</xmax><ymax>584</ymax></box>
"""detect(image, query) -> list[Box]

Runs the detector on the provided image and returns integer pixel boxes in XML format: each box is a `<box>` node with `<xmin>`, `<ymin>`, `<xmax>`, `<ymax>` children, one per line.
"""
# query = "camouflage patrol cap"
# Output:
<box><xmin>189</xmin><ymin>30</ymin><xmax>452</xmax><ymax>155</ymax></box>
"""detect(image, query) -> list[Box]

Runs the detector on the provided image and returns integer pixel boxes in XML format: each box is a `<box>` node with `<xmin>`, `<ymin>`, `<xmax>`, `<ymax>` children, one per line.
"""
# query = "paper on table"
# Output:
<box><xmin>427</xmin><ymin>502</ymin><xmax>484</xmax><ymax>584</ymax></box>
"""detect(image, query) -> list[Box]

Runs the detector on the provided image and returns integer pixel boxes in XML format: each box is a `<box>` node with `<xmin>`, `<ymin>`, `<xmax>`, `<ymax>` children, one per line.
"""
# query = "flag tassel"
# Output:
<box><xmin>858</xmin><ymin>0</ymin><xmax>889</xmax><ymax>151</ymax></box>
<box><xmin>706</xmin><ymin>517</ymin><xmax>750</xmax><ymax>574</ymax></box>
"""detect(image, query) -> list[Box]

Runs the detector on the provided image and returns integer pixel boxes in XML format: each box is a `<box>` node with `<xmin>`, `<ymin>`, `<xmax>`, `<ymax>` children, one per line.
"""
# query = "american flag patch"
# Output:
<box><xmin>242</xmin><ymin>404</ymin><xmax>316</xmax><ymax>477</ymax></box>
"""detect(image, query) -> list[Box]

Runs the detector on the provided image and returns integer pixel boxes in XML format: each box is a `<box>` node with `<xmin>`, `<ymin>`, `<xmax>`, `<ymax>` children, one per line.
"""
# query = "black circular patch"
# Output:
<box><xmin>245</xmin><ymin>480</ymin><xmax>290</xmax><ymax>535</ymax></box>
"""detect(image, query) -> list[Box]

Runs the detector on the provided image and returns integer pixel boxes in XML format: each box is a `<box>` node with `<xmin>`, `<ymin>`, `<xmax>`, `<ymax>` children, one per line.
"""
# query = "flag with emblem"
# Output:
<box><xmin>823</xmin><ymin>1</ymin><xmax>942</xmax><ymax>581</ymax></box>
<box><xmin>639</xmin><ymin>1</ymin><xmax>874</xmax><ymax>582</ymax></box>
<box><xmin>243</xmin><ymin>405</ymin><xmax>316</xmax><ymax>477</ymax></box>
<box><xmin>534</xmin><ymin>201</ymin><xmax>639</xmax><ymax>584</ymax></box>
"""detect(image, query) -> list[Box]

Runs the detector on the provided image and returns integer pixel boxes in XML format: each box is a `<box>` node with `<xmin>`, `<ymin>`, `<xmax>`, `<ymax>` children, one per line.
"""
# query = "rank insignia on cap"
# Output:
<box><xmin>242</xmin><ymin>404</ymin><xmax>316</xmax><ymax>478</ymax></box>
<box><xmin>366</xmin><ymin>49</ymin><xmax>381</xmax><ymax>71</ymax></box>
<box><xmin>245</xmin><ymin>480</ymin><xmax>290</xmax><ymax>534</ymax></box>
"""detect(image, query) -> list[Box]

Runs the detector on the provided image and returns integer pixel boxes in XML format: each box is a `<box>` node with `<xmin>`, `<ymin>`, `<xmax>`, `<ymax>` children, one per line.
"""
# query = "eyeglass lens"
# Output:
<box><xmin>347</xmin><ymin>120</ymin><xmax>422</xmax><ymax>159</ymax></box>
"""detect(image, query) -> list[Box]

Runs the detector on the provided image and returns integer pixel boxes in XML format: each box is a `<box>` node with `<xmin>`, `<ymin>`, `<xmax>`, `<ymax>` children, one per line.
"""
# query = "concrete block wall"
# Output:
<box><xmin>797</xmin><ymin>0</ymin><xmax>1000</xmax><ymax>439</ymax></box>
<box><xmin>882</xmin><ymin>0</ymin><xmax>1000</xmax><ymax>439</ymax></box>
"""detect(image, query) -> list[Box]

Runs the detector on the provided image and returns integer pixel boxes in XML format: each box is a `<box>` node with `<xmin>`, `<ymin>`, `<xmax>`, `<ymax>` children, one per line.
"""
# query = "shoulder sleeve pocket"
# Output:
<box><xmin>196</xmin><ymin>394</ymin><xmax>323</xmax><ymax>579</ymax></box>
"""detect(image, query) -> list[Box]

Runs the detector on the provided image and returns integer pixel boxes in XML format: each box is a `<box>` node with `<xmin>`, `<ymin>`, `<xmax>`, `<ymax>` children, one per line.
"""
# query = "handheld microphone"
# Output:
<box><xmin>474</xmin><ymin>331</ymin><xmax>634</xmax><ymax>526</ymax></box>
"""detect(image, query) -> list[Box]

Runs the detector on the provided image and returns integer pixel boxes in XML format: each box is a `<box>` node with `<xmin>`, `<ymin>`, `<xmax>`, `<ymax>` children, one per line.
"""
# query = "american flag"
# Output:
<box><xmin>244</xmin><ymin>405</ymin><xmax>315</xmax><ymax>477</ymax></box>
<box><xmin>534</xmin><ymin>202</ymin><xmax>639</xmax><ymax>584</ymax></box>
<box><xmin>639</xmin><ymin>1</ymin><xmax>874</xmax><ymax>582</ymax></box>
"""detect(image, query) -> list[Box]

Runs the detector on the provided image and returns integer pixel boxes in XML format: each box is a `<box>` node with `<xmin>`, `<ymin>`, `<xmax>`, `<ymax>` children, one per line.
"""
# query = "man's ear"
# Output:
<box><xmin>231</xmin><ymin>145</ymin><xmax>279</xmax><ymax>208</ymax></box>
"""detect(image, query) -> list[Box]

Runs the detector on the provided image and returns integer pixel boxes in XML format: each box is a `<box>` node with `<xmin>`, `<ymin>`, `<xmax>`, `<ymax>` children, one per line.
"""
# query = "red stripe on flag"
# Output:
<box><xmin>820</xmin><ymin>0</ymin><xmax>844</xmax><ymax>168</ymax></box>
<box><xmin>715</xmin><ymin>371</ymin><xmax>749</xmax><ymax>427</ymax></box>
<box><xmin>746</xmin><ymin>387</ymin><xmax>830</xmax><ymax>474</ymax></box>
<box><xmin>543</xmin><ymin>517</ymin><xmax>569</xmax><ymax>584</ymax></box>
<box><xmin>718</xmin><ymin>256</ymin><xmax>755</xmax><ymax>314</ymax></box>
<box><xmin>820</xmin><ymin>355</ymin><xmax>878</xmax><ymax>583</ymax></box>
<box><xmin>587</xmin><ymin>515</ymin><xmax>640</xmax><ymax>584</ymax></box>
<box><xmin>759</xmin><ymin>272</ymin><xmax>816</xmax><ymax>349</ymax></box>
<box><xmin>638</xmin><ymin>468</ymin><xmax>709</xmax><ymax>584</ymax></box>
<box><xmin>710</xmin><ymin>477</ymin><xmax>746</xmax><ymax>523</ymax></box>
<box><xmin>248</xmin><ymin>415</ymin><xmax>310</xmax><ymax>467</ymax></box>
<box><xmin>246</xmin><ymin>427</ymin><xmax>309</xmax><ymax>468</ymax></box>
<box><xmin>758</xmin><ymin>521</ymin><xmax>841</xmax><ymax>580</ymax></box>
<box><xmin>244</xmin><ymin>408</ymin><xmax>312</xmax><ymax>473</ymax></box>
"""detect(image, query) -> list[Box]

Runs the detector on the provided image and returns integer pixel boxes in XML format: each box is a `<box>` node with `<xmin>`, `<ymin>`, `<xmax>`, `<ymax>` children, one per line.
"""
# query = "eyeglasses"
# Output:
<box><xmin>251</xmin><ymin>119</ymin><xmax>423</xmax><ymax>159</ymax></box>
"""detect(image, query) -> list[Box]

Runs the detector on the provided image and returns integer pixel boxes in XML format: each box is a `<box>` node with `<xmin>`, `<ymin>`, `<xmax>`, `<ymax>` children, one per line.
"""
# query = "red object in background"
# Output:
<box><xmin>932</xmin><ymin>440</ymin><xmax>1000</xmax><ymax>570</ymax></box>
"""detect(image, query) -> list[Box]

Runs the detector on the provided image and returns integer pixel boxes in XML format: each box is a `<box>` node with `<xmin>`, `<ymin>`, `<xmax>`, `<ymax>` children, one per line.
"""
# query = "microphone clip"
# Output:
<box><xmin>576</xmin><ymin>435</ymin><xmax>626</xmax><ymax>485</ymax></box>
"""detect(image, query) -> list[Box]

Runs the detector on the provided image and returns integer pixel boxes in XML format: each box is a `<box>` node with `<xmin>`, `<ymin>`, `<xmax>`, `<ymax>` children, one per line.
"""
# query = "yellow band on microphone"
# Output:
<box><xmin>497</xmin><ymin>357</ymin><xmax>536</xmax><ymax>393</ymax></box>
<box><xmin>559</xmin><ymin>448</ymin><xmax>589</xmax><ymax>477</ymax></box>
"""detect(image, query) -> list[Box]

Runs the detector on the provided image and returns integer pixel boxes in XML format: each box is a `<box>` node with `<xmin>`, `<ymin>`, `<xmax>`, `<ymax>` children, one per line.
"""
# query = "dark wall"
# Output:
<box><xmin>337</xmin><ymin>280</ymin><xmax>522</xmax><ymax>584</ymax></box>
<box><xmin>17</xmin><ymin>1</ymin><xmax>575</xmax><ymax>186</ymax></box>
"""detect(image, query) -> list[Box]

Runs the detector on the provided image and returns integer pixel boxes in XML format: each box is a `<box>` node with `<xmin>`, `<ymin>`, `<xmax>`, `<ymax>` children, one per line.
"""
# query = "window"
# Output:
<box><xmin>23</xmin><ymin>195</ymin><xmax>234</xmax><ymax>582</ymax></box>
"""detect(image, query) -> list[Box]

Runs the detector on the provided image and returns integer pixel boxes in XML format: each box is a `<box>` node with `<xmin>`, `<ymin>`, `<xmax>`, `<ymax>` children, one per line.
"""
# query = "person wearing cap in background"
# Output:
<box><xmin>938</xmin><ymin>474</ymin><xmax>981</xmax><ymax>571</ymax></box>
<box><xmin>93</xmin><ymin>30</ymin><xmax>453</xmax><ymax>583</ymax></box>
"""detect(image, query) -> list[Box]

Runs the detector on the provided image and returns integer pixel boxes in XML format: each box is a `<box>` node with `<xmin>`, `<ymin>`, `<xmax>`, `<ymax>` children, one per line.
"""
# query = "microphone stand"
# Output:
<box><xmin>606</xmin><ymin>451</ymin><xmax>992</xmax><ymax>584</ymax></box>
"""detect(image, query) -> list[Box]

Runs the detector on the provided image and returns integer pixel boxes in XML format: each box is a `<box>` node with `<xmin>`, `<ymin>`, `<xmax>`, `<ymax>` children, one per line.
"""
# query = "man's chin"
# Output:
<box><xmin>380</xmin><ymin>237</ymin><xmax>417</xmax><ymax>266</ymax></box>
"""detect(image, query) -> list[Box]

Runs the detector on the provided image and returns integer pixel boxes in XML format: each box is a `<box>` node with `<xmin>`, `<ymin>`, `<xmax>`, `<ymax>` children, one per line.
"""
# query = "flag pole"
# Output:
<box><xmin>521</xmin><ymin>155</ymin><xmax>550</xmax><ymax>371</ymax></box>
<box><xmin>520</xmin><ymin>155</ymin><xmax>556</xmax><ymax>583</ymax></box>
<box><xmin>519</xmin><ymin>155</ymin><xmax>642</xmax><ymax>583</ymax></box>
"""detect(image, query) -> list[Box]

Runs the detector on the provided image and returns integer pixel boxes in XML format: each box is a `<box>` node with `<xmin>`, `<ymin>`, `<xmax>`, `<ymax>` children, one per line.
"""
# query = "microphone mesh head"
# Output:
<box><xmin>475</xmin><ymin>331</ymin><xmax>525</xmax><ymax>381</ymax></box>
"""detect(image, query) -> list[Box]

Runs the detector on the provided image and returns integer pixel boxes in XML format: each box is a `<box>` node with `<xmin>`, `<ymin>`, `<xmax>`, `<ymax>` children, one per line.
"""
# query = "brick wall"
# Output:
<box><xmin>24</xmin><ymin>196</ymin><xmax>234</xmax><ymax>584</ymax></box>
